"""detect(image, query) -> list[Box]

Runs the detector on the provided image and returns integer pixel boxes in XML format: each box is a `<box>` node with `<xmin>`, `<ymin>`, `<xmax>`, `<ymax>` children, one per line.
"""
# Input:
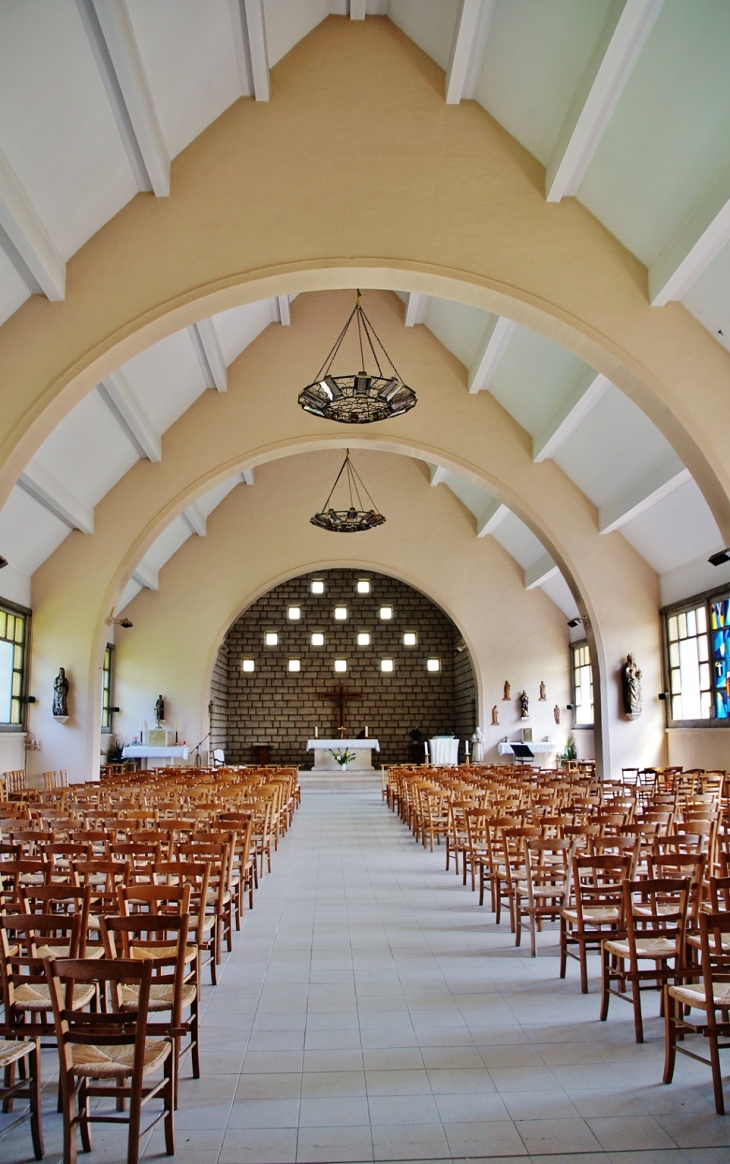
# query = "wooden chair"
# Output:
<box><xmin>560</xmin><ymin>853</ymin><xmax>632</xmax><ymax>993</ymax></box>
<box><xmin>0</xmin><ymin>1036</ymin><xmax>44</xmax><ymax>1159</ymax></box>
<box><xmin>100</xmin><ymin>912</ymin><xmax>199</xmax><ymax>1109</ymax></box>
<box><xmin>45</xmin><ymin>957</ymin><xmax>174</xmax><ymax>1164</ymax></box>
<box><xmin>664</xmin><ymin>910</ymin><xmax>730</xmax><ymax>1113</ymax></box>
<box><xmin>601</xmin><ymin>877</ymin><xmax>691</xmax><ymax>1043</ymax></box>
<box><xmin>0</xmin><ymin>914</ymin><xmax>95</xmax><ymax>1049</ymax></box>
<box><xmin>494</xmin><ymin>826</ymin><xmax>540</xmax><ymax>930</ymax></box>
<box><xmin>515</xmin><ymin>837</ymin><xmax>574</xmax><ymax>956</ymax></box>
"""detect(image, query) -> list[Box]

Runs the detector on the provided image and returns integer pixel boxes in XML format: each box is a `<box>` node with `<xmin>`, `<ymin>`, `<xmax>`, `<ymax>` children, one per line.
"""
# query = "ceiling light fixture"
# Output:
<box><xmin>709</xmin><ymin>548</ymin><xmax>730</xmax><ymax>566</ymax></box>
<box><xmin>298</xmin><ymin>290</ymin><xmax>417</xmax><ymax>424</ymax></box>
<box><xmin>310</xmin><ymin>450</ymin><xmax>386</xmax><ymax>533</ymax></box>
<box><xmin>111</xmin><ymin>616</ymin><xmax>133</xmax><ymax>629</ymax></box>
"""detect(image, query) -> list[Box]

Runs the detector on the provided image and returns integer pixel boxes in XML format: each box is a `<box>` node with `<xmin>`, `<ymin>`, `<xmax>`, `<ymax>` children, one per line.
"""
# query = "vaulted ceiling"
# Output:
<box><xmin>1</xmin><ymin>0</ymin><xmax>729</xmax><ymax>618</ymax></box>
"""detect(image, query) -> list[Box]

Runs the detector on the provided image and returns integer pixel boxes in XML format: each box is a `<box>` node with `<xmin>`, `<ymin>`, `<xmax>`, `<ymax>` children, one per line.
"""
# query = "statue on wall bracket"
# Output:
<box><xmin>621</xmin><ymin>654</ymin><xmax>642</xmax><ymax>718</ymax></box>
<box><xmin>520</xmin><ymin>690</ymin><xmax>529</xmax><ymax>719</ymax></box>
<box><xmin>503</xmin><ymin>681</ymin><xmax>510</xmax><ymax>701</ymax></box>
<box><xmin>53</xmin><ymin>668</ymin><xmax>69</xmax><ymax>720</ymax></box>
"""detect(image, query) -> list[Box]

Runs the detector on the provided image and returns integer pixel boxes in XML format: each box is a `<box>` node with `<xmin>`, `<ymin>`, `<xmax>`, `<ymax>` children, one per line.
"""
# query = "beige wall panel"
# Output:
<box><xmin>667</xmin><ymin>729</ymin><xmax>730</xmax><ymax>773</ymax></box>
<box><xmin>0</xmin><ymin>18</ymin><xmax>728</xmax><ymax>540</ymax></box>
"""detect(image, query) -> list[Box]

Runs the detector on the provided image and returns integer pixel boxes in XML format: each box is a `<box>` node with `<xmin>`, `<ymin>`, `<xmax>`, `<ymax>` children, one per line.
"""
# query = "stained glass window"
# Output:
<box><xmin>0</xmin><ymin>603</ymin><xmax>30</xmax><ymax>728</ymax></box>
<box><xmin>710</xmin><ymin>597</ymin><xmax>730</xmax><ymax>719</ymax></box>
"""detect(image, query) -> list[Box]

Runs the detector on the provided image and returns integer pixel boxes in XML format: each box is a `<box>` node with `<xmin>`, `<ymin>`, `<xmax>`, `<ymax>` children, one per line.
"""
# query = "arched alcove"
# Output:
<box><xmin>211</xmin><ymin>567</ymin><xmax>478</xmax><ymax>768</ymax></box>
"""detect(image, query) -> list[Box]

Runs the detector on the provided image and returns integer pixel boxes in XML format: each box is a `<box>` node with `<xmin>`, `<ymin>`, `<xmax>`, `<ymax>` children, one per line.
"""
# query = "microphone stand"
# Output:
<box><xmin>191</xmin><ymin>731</ymin><xmax>211</xmax><ymax>767</ymax></box>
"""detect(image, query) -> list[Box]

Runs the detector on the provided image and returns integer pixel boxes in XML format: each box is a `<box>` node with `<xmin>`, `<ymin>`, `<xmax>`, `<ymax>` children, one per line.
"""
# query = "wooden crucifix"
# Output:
<box><xmin>318</xmin><ymin>683</ymin><xmax>362</xmax><ymax>736</ymax></box>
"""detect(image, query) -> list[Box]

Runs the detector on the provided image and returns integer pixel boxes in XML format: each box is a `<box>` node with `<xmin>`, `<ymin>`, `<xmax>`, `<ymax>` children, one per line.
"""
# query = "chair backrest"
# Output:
<box><xmin>100</xmin><ymin>913</ymin><xmax>191</xmax><ymax>1030</ymax></box>
<box><xmin>118</xmin><ymin>881</ymin><xmax>191</xmax><ymax>916</ymax></box>
<box><xmin>620</xmin><ymin>877</ymin><xmax>691</xmax><ymax>958</ymax></box>
<box><xmin>45</xmin><ymin>956</ymin><xmax>155</xmax><ymax>1075</ymax></box>
<box><xmin>571</xmin><ymin>853</ymin><xmax>632</xmax><ymax>923</ymax></box>
<box><xmin>1</xmin><ymin>912</ymin><xmax>82</xmax><ymax>1019</ymax></box>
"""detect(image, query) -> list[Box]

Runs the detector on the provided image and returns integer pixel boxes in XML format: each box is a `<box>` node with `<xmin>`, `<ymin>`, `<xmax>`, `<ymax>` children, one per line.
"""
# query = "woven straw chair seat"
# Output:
<box><xmin>119</xmin><ymin>982</ymin><xmax>196</xmax><ymax>1011</ymax></box>
<box><xmin>604</xmin><ymin>936</ymin><xmax>677</xmax><ymax>959</ymax></box>
<box><xmin>33</xmin><ymin>943</ymin><xmax>104</xmax><ymax>960</ymax></box>
<box><xmin>562</xmin><ymin>906</ymin><xmax>619</xmax><ymax>924</ymax></box>
<box><xmin>669</xmin><ymin>981</ymin><xmax>730</xmax><ymax>1010</ymax></box>
<box><xmin>0</xmin><ymin>1039</ymin><xmax>34</xmax><ymax>1068</ymax></box>
<box><xmin>130</xmin><ymin>944</ymin><xmax>197</xmax><ymax>964</ymax></box>
<box><xmin>687</xmin><ymin>931</ymin><xmax>730</xmax><ymax>952</ymax></box>
<box><xmin>71</xmin><ymin>1037</ymin><xmax>170</xmax><ymax>1078</ymax></box>
<box><xmin>14</xmin><ymin>981</ymin><xmax>95</xmax><ymax>1010</ymax></box>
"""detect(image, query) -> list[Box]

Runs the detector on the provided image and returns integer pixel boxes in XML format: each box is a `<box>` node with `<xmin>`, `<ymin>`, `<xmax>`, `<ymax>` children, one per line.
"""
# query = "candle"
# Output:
<box><xmin>314</xmin><ymin>725</ymin><xmax>319</xmax><ymax>738</ymax></box>
<box><xmin>364</xmin><ymin>725</ymin><xmax>368</xmax><ymax>738</ymax></box>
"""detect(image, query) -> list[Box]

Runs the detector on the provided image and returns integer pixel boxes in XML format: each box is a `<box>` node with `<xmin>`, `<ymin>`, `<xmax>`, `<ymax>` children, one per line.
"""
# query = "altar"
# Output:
<box><xmin>306</xmin><ymin>739</ymin><xmax>380</xmax><ymax>774</ymax></box>
<box><xmin>122</xmin><ymin>745</ymin><xmax>189</xmax><ymax>768</ymax></box>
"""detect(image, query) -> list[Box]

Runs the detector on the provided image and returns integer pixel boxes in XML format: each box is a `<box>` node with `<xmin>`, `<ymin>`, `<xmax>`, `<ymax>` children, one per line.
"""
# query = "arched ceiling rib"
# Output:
<box><xmin>3</xmin><ymin>284</ymin><xmax>723</xmax><ymax>622</ymax></box>
<box><xmin>1</xmin><ymin>5</ymin><xmax>730</xmax><ymax>613</ymax></box>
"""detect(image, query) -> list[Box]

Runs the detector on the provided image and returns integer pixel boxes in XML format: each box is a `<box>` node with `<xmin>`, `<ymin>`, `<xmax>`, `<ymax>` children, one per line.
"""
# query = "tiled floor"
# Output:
<box><xmin>2</xmin><ymin>776</ymin><xmax>729</xmax><ymax>1163</ymax></box>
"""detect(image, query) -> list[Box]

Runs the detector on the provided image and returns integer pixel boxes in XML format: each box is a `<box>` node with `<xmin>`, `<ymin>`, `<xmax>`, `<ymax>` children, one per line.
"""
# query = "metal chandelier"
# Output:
<box><xmin>310</xmin><ymin>450</ymin><xmax>386</xmax><ymax>533</ymax></box>
<box><xmin>298</xmin><ymin>290</ymin><xmax>417</xmax><ymax>424</ymax></box>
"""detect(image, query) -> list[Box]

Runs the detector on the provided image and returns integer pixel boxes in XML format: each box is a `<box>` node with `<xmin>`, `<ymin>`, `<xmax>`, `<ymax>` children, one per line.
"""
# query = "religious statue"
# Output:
<box><xmin>539</xmin><ymin>681</ymin><xmax>546</xmax><ymax>701</ymax></box>
<box><xmin>154</xmin><ymin>694</ymin><xmax>165</xmax><ymax>725</ymax></box>
<box><xmin>491</xmin><ymin>705</ymin><xmax>499</xmax><ymax>726</ymax></box>
<box><xmin>622</xmin><ymin>653</ymin><xmax>642</xmax><ymax>718</ymax></box>
<box><xmin>52</xmin><ymin>667</ymin><xmax>69</xmax><ymax>718</ymax></box>
<box><xmin>520</xmin><ymin>690</ymin><xmax>529</xmax><ymax>719</ymax></box>
<box><xmin>554</xmin><ymin>704</ymin><xmax>561</xmax><ymax>725</ymax></box>
<box><xmin>503</xmin><ymin>680</ymin><xmax>510</xmax><ymax>701</ymax></box>
<box><xmin>471</xmin><ymin>726</ymin><xmax>485</xmax><ymax>762</ymax></box>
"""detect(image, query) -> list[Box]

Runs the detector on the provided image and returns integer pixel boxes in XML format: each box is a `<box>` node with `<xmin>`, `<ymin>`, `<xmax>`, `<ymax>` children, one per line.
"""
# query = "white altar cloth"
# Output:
<box><xmin>498</xmin><ymin>741</ymin><xmax>556</xmax><ymax>757</ymax></box>
<box><xmin>122</xmin><ymin>745</ymin><xmax>189</xmax><ymax>761</ymax></box>
<box><xmin>429</xmin><ymin>737</ymin><xmax>459</xmax><ymax>765</ymax></box>
<box><xmin>306</xmin><ymin>739</ymin><xmax>379</xmax><ymax>772</ymax></box>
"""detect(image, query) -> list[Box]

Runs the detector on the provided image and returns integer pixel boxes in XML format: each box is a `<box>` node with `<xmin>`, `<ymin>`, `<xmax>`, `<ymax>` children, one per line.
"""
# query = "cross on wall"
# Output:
<box><xmin>318</xmin><ymin>683</ymin><xmax>362</xmax><ymax>732</ymax></box>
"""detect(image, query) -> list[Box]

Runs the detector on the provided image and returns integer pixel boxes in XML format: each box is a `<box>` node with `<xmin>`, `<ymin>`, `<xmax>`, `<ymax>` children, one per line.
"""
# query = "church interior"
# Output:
<box><xmin>1</xmin><ymin>3</ymin><xmax>730</xmax><ymax>1161</ymax></box>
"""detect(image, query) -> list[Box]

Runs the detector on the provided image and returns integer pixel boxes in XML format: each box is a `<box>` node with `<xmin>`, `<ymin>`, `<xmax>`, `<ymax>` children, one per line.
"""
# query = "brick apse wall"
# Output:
<box><xmin>211</xmin><ymin>569</ymin><xmax>477</xmax><ymax>767</ymax></box>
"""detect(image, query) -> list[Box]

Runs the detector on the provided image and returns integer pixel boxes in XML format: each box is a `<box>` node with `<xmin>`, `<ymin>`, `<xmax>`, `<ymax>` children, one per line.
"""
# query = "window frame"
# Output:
<box><xmin>0</xmin><ymin>598</ymin><xmax>31</xmax><ymax>733</ymax></box>
<box><xmin>100</xmin><ymin>642</ymin><xmax>115</xmax><ymax>734</ymax></box>
<box><xmin>570</xmin><ymin>639</ymin><xmax>594</xmax><ymax>729</ymax></box>
<box><xmin>662</xmin><ymin>585</ymin><xmax>730</xmax><ymax>728</ymax></box>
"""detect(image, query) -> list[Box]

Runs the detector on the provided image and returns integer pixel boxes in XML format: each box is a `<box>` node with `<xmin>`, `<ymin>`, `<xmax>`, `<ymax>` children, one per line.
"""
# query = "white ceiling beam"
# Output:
<box><xmin>98</xmin><ymin>370</ymin><xmax>161</xmax><ymax>462</ymax></box>
<box><xmin>649</xmin><ymin>157</ymin><xmax>730</xmax><ymax>305</ymax></box>
<box><xmin>533</xmin><ymin>369</ymin><xmax>611</xmax><ymax>462</ymax></box>
<box><xmin>349</xmin><ymin>0</ymin><xmax>366</xmax><ymax>18</ymax></box>
<box><xmin>468</xmin><ymin>315</ymin><xmax>516</xmax><ymax>394</ymax></box>
<box><xmin>404</xmin><ymin>293</ymin><xmax>428</xmax><ymax>327</ymax></box>
<box><xmin>272</xmin><ymin>295</ymin><xmax>291</xmax><ymax>325</ymax></box>
<box><xmin>76</xmin><ymin>0</ymin><xmax>170</xmax><ymax>197</ymax></box>
<box><xmin>524</xmin><ymin>553</ymin><xmax>560</xmax><ymax>591</ymax></box>
<box><xmin>132</xmin><ymin>559</ymin><xmax>159</xmax><ymax>591</ymax></box>
<box><xmin>236</xmin><ymin>0</ymin><xmax>269</xmax><ymax>102</ymax></box>
<box><xmin>545</xmin><ymin>0</ymin><xmax>664</xmax><ymax>202</ymax></box>
<box><xmin>599</xmin><ymin>453</ymin><xmax>690</xmax><ymax>534</ymax></box>
<box><xmin>429</xmin><ymin>465</ymin><xmax>449</xmax><ymax>487</ymax></box>
<box><xmin>0</xmin><ymin>145</ymin><xmax>65</xmax><ymax>300</ymax></box>
<box><xmin>445</xmin><ymin>0</ymin><xmax>496</xmax><ymax>104</ymax></box>
<box><xmin>240</xmin><ymin>468</ymin><xmax>255</xmax><ymax>486</ymax></box>
<box><xmin>189</xmin><ymin>319</ymin><xmax>228</xmax><ymax>392</ymax></box>
<box><xmin>476</xmin><ymin>498</ymin><xmax>509</xmax><ymax>537</ymax></box>
<box><xmin>181</xmin><ymin>503</ymin><xmax>207</xmax><ymax>538</ymax></box>
<box><xmin>18</xmin><ymin>462</ymin><xmax>94</xmax><ymax>535</ymax></box>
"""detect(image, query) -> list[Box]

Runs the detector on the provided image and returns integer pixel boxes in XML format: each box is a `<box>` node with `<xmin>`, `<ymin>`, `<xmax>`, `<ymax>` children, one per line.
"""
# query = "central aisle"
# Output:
<box><xmin>161</xmin><ymin>778</ymin><xmax>720</xmax><ymax>1164</ymax></box>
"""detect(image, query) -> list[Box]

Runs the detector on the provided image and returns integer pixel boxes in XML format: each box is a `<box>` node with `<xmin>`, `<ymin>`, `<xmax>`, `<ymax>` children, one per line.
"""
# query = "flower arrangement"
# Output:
<box><xmin>329</xmin><ymin>749</ymin><xmax>357</xmax><ymax>768</ymax></box>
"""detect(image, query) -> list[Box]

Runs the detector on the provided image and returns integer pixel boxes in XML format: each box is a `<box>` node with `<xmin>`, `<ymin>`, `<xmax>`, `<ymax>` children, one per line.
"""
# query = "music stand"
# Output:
<box><xmin>511</xmin><ymin>743</ymin><xmax>534</xmax><ymax>765</ymax></box>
